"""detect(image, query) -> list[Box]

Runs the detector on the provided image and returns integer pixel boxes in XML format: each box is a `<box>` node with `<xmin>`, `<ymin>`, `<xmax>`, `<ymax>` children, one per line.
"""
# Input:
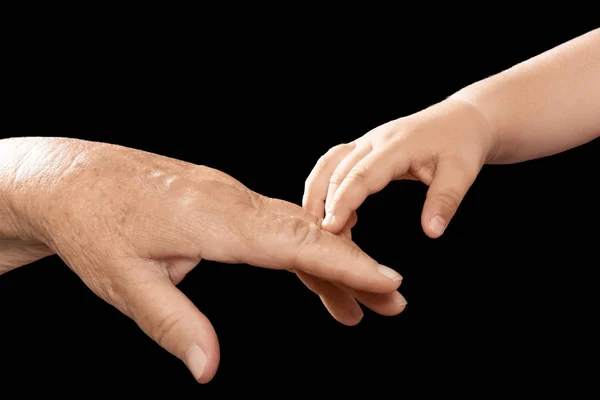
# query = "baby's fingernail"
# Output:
<box><xmin>185</xmin><ymin>343</ymin><xmax>207</xmax><ymax>383</ymax></box>
<box><xmin>378</xmin><ymin>265</ymin><xmax>403</xmax><ymax>283</ymax></box>
<box><xmin>429</xmin><ymin>215</ymin><xmax>447</xmax><ymax>237</ymax></box>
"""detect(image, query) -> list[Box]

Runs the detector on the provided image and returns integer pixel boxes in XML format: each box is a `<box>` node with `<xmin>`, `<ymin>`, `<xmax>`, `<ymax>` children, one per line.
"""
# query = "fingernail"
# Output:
<box><xmin>350</xmin><ymin>303</ymin><xmax>364</xmax><ymax>320</ymax></box>
<box><xmin>429</xmin><ymin>215</ymin><xmax>447</xmax><ymax>237</ymax></box>
<box><xmin>184</xmin><ymin>343</ymin><xmax>207</xmax><ymax>383</ymax></box>
<box><xmin>395</xmin><ymin>292</ymin><xmax>408</xmax><ymax>307</ymax></box>
<box><xmin>378</xmin><ymin>265</ymin><xmax>403</xmax><ymax>282</ymax></box>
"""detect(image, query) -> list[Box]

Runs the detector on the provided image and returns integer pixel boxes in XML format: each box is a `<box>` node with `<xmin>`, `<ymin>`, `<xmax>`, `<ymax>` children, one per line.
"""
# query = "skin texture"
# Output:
<box><xmin>302</xmin><ymin>28</ymin><xmax>600</xmax><ymax>321</ymax></box>
<box><xmin>0</xmin><ymin>137</ymin><xmax>406</xmax><ymax>384</ymax></box>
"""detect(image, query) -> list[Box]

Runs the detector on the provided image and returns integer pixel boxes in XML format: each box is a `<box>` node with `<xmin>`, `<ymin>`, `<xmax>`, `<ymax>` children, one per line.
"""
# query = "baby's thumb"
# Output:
<box><xmin>422</xmin><ymin>159</ymin><xmax>478</xmax><ymax>238</ymax></box>
<box><xmin>119</xmin><ymin>262</ymin><xmax>220</xmax><ymax>384</ymax></box>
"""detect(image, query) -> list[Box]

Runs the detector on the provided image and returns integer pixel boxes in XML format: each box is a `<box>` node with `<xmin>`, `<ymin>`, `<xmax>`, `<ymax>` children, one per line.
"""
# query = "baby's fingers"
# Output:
<box><xmin>323</xmin><ymin>148</ymin><xmax>409</xmax><ymax>233</ymax></box>
<box><xmin>303</xmin><ymin>143</ymin><xmax>354</xmax><ymax>219</ymax></box>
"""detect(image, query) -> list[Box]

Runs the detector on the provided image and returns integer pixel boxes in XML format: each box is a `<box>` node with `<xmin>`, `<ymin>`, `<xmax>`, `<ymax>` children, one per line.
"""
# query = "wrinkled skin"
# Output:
<box><xmin>0</xmin><ymin>137</ymin><xmax>406</xmax><ymax>383</ymax></box>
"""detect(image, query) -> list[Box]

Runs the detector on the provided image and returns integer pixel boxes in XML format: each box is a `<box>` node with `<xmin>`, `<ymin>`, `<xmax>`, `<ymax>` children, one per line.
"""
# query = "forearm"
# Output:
<box><xmin>451</xmin><ymin>28</ymin><xmax>600</xmax><ymax>164</ymax></box>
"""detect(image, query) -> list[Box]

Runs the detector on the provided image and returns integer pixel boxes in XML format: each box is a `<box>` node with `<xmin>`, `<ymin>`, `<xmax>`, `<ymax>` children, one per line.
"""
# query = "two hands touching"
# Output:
<box><xmin>1</xmin><ymin>28</ymin><xmax>598</xmax><ymax>384</ymax></box>
<box><xmin>0</xmin><ymin>137</ymin><xmax>406</xmax><ymax>384</ymax></box>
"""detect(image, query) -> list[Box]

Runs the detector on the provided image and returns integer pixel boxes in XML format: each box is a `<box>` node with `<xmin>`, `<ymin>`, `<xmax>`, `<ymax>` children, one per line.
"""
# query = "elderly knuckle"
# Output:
<box><xmin>288</xmin><ymin>218</ymin><xmax>322</xmax><ymax>247</ymax></box>
<box><xmin>302</xmin><ymin>209</ymin><xmax>320</xmax><ymax>226</ymax></box>
<box><xmin>246</xmin><ymin>190</ymin><xmax>266</xmax><ymax>210</ymax></box>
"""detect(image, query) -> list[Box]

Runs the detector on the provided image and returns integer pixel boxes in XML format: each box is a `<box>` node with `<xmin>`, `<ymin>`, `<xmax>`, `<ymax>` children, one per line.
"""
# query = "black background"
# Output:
<box><xmin>1</xmin><ymin>18</ymin><xmax>598</xmax><ymax>395</ymax></box>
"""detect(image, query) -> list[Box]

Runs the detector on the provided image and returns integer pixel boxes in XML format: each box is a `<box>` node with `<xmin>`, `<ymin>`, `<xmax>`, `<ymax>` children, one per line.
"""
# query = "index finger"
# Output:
<box><xmin>239</xmin><ymin>208</ymin><xmax>402</xmax><ymax>293</ymax></box>
<box><xmin>290</xmin><ymin>225</ymin><xmax>403</xmax><ymax>293</ymax></box>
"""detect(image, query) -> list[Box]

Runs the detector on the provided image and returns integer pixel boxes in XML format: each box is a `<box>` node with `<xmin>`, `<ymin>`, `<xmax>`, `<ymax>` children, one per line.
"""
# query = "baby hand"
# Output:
<box><xmin>303</xmin><ymin>98</ymin><xmax>497</xmax><ymax>238</ymax></box>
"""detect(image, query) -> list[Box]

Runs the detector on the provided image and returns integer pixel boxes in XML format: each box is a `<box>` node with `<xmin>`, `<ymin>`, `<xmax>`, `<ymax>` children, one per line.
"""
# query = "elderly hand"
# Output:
<box><xmin>0</xmin><ymin>137</ymin><xmax>405</xmax><ymax>383</ymax></box>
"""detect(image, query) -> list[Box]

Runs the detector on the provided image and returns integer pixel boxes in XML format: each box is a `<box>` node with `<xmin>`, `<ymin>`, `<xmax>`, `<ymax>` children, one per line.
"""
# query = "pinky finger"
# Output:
<box><xmin>296</xmin><ymin>270</ymin><xmax>364</xmax><ymax>326</ymax></box>
<box><xmin>352</xmin><ymin>289</ymin><xmax>407</xmax><ymax>316</ymax></box>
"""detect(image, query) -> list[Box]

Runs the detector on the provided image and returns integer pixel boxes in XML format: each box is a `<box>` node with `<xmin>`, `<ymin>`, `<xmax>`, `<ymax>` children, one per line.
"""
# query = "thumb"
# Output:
<box><xmin>422</xmin><ymin>158</ymin><xmax>478</xmax><ymax>239</ymax></box>
<box><xmin>119</xmin><ymin>260</ymin><xmax>220</xmax><ymax>384</ymax></box>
